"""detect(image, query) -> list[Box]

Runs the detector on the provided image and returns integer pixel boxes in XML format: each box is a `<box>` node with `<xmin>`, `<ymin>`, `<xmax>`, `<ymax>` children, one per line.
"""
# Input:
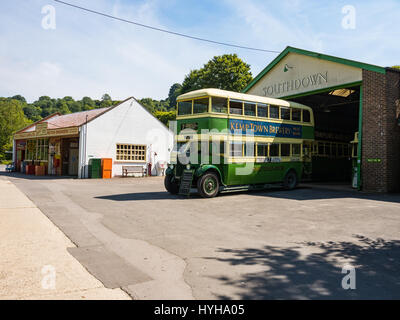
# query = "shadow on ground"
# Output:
<box><xmin>0</xmin><ymin>171</ymin><xmax>75</xmax><ymax>180</ymax></box>
<box><xmin>206</xmin><ymin>235</ymin><xmax>400</xmax><ymax>299</ymax></box>
<box><xmin>96</xmin><ymin>192</ymin><xmax>179</xmax><ymax>201</ymax></box>
<box><xmin>95</xmin><ymin>187</ymin><xmax>400</xmax><ymax>204</ymax></box>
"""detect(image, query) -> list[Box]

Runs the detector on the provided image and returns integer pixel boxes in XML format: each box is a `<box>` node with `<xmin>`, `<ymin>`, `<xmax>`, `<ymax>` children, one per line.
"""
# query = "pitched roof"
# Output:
<box><xmin>22</xmin><ymin>108</ymin><xmax>110</xmax><ymax>132</ymax></box>
<box><xmin>243</xmin><ymin>46</ymin><xmax>386</xmax><ymax>93</ymax></box>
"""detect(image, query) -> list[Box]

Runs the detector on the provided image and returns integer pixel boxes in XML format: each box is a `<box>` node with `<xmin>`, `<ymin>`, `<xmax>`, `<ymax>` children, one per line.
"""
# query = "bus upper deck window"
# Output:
<box><xmin>178</xmin><ymin>101</ymin><xmax>192</xmax><ymax>115</ymax></box>
<box><xmin>257</xmin><ymin>104</ymin><xmax>268</xmax><ymax>118</ymax></box>
<box><xmin>229</xmin><ymin>100</ymin><xmax>243</xmax><ymax>115</ymax></box>
<box><xmin>211</xmin><ymin>97</ymin><xmax>227</xmax><ymax>113</ymax></box>
<box><xmin>269</xmin><ymin>105</ymin><xmax>279</xmax><ymax>119</ymax></box>
<box><xmin>303</xmin><ymin>110</ymin><xmax>311</xmax><ymax>122</ymax></box>
<box><xmin>280</xmin><ymin>107</ymin><xmax>290</xmax><ymax>120</ymax></box>
<box><xmin>193</xmin><ymin>98</ymin><xmax>208</xmax><ymax>114</ymax></box>
<box><xmin>244</xmin><ymin>102</ymin><xmax>256</xmax><ymax>116</ymax></box>
<box><xmin>292</xmin><ymin>108</ymin><xmax>301</xmax><ymax>121</ymax></box>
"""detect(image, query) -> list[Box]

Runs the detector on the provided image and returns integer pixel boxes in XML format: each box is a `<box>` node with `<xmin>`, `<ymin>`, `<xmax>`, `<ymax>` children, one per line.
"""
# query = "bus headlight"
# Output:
<box><xmin>186</xmin><ymin>164</ymin><xmax>191</xmax><ymax>170</ymax></box>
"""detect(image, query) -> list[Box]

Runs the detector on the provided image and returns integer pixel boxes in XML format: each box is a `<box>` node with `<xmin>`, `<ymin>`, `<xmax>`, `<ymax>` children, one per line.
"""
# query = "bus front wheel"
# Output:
<box><xmin>164</xmin><ymin>175</ymin><xmax>179</xmax><ymax>194</ymax></box>
<box><xmin>283</xmin><ymin>170</ymin><xmax>298</xmax><ymax>190</ymax></box>
<box><xmin>197</xmin><ymin>172</ymin><xmax>219</xmax><ymax>198</ymax></box>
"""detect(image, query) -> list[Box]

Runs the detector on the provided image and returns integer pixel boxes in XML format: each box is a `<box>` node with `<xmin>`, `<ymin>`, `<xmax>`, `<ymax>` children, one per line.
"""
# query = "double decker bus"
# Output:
<box><xmin>165</xmin><ymin>89</ymin><xmax>315</xmax><ymax>198</ymax></box>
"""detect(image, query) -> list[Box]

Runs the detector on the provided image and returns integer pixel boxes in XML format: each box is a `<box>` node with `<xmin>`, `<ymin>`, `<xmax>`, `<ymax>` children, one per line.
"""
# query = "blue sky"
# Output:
<box><xmin>0</xmin><ymin>0</ymin><xmax>399</xmax><ymax>102</ymax></box>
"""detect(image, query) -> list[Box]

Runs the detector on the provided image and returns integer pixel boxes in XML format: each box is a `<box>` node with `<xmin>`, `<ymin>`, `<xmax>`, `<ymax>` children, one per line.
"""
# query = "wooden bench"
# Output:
<box><xmin>5</xmin><ymin>163</ymin><xmax>15</xmax><ymax>172</ymax></box>
<box><xmin>122</xmin><ymin>165</ymin><xmax>146</xmax><ymax>177</ymax></box>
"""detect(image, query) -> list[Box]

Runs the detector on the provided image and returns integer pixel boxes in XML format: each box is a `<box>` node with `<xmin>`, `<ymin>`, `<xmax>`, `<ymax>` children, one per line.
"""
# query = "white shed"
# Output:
<box><xmin>13</xmin><ymin>97</ymin><xmax>174</xmax><ymax>178</ymax></box>
<box><xmin>78</xmin><ymin>97</ymin><xmax>174</xmax><ymax>178</ymax></box>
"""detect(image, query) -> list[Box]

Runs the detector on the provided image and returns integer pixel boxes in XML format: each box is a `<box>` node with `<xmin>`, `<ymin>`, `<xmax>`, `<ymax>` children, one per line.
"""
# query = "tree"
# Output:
<box><xmin>55</xmin><ymin>99</ymin><xmax>71</xmax><ymax>114</ymax></box>
<box><xmin>153</xmin><ymin>110</ymin><xmax>176</xmax><ymax>126</ymax></box>
<box><xmin>34</xmin><ymin>96</ymin><xmax>55</xmax><ymax>117</ymax></box>
<box><xmin>100</xmin><ymin>93</ymin><xmax>113</xmax><ymax>108</ymax></box>
<box><xmin>392</xmin><ymin>66</ymin><xmax>400</xmax><ymax>70</ymax></box>
<box><xmin>23</xmin><ymin>104</ymin><xmax>41</xmax><ymax>121</ymax></box>
<box><xmin>0</xmin><ymin>98</ymin><xmax>31</xmax><ymax>159</ymax></box>
<box><xmin>81</xmin><ymin>96</ymin><xmax>95</xmax><ymax>110</ymax></box>
<box><xmin>10</xmin><ymin>95</ymin><xmax>27</xmax><ymax>104</ymax></box>
<box><xmin>102</xmin><ymin>93</ymin><xmax>112</xmax><ymax>101</ymax></box>
<box><xmin>180</xmin><ymin>54</ymin><xmax>252</xmax><ymax>94</ymax></box>
<box><xmin>168</xmin><ymin>83</ymin><xmax>182</xmax><ymax>109</ymax></box>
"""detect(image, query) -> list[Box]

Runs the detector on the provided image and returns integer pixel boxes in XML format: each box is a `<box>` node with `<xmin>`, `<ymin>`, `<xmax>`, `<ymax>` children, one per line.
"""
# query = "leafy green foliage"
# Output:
<box><xmin>138</xmin><ymin>97</ymin><xmax>170</xmax><ymax>113</ymax></box>
<box><xmin>180</xmin><ymin>54</ymin><xmax>252</xmax><ymax>94</ymax></box>
<box><xmin>0</xmin><ymin>98</ymin><xmax>31</xmax><ymax>159</ymax></box>
<box><xmin>168</xmin><ymin>83</ymin><xmax>182</xmax><ymax>109</ymax></box>
<box><xmin>153</xmin><ymin>110</ymin><xmax>176</xmax><ymax>126</ymax></box>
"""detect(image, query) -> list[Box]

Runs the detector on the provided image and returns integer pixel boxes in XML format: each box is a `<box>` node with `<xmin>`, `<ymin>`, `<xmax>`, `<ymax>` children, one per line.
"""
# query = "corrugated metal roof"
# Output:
<box><xmin>23</xmin><ymin>108</ymin><xmax>110</xmax><ymax>132</ymax></box>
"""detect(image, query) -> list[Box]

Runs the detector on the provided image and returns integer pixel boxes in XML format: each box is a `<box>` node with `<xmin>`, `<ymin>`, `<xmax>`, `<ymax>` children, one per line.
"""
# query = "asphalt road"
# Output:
<box><xmin>4</xmin><ymin>171</ymin><xmax>400</xmax><ymax>299</ymax></box>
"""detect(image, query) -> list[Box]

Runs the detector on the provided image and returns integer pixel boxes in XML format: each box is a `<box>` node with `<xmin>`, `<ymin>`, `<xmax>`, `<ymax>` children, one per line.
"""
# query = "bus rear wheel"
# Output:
<box><xmin>197</xmin><ymin>172</ymin><xmax>219</xmax><ymax>198</ymax></box>
<box><xmin>283</xmin><ymin>170</ymin><xmax>298</xmax><ymax>190</ymax></box>
<box><xmin>164</xmin><ymin>175</ymin><xmax>179</xmax><ymax>194</ymax></box>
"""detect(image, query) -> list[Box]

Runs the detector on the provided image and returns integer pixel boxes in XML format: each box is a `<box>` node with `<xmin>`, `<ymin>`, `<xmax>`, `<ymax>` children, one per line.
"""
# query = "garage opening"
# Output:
<box><xmin>288</xmin><ymin>85</ymin><xmax>361</xmax><ymax>185</ymax></box>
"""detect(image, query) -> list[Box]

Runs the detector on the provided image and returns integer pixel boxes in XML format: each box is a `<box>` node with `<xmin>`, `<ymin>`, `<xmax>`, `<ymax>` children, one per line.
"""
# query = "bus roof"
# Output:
<box><xmin>177</xmin><ymin>88</ymin><xmax>311</xmax><ymax>110</ymax></box>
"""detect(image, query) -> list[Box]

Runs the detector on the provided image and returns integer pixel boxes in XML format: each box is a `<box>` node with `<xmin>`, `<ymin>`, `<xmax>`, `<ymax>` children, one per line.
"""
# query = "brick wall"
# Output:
<box><xmin>362</xmin><ymin>69</ymin><xmax>400</xmax><ymax>192</ymax></box>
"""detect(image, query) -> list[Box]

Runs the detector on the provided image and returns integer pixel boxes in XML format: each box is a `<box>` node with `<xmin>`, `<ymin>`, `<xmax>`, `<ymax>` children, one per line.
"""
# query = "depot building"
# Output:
<box><xmin>13</xmin><ymin>97</ymin><xmax>173</xmax><ymax>178</ymax></box>
<box><xmin>243</xmin><ymin>46</ymin><xmax>400</xmax><ymax>192</ymax></box>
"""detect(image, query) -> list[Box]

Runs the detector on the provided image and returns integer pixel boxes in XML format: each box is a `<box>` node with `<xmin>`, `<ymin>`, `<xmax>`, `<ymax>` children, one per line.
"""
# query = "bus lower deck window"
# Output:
<box><xmin>257</xmin><ymin>104</ymin><xmax>268</xmax><ymax>118</ymax></box>
<box><xmin>178</xmin><ymin>101</ymin><xmax>192</xmax><ymax>115</ymax></box>
<box><xmin>270</xmin><ymin>105</ymin><xmax>279</xmax><ymax>119</ymax></box>
<box><xmin>193</xmin><ymin>98</ymin><xmax>208</xmax><ymax>113</ymax></box>
<box><xmin>210</xmin><ymin>141</ymin><xmax>224</xmax><ymax>155</ymax></box>
<box><xmin>303</xmin><ymin>110</ymin><xmax>311</xmax><ymax>122</ymax></box>
<box><xmin>230</xmin><ymin>142</ymin><xmax>243</xmax><ymax>157</ymax></box>
<box><xmin>269</xmin><ymin>144</ymin><xmax>279</xmax><ymax>157</ymax></box>
<box><xmin>257</xmin><ymin>143</ymin><xmax>268</xmax><ymax>157</ymax></box>
<box><xmin>244</xmin><ymin>102</ymin><xmax>256</xmax><ymax>116</ymax></box>
<box><xmin>280</xmin><ymin>107</ymin><xmax>290</xmax><ymax>120</ymax></box>
<box><xmin>230</xmin><ymin>100</ymin><xmax>243</xmax><ymax>115</ymax></box>
<box><xmin>211</xmin><ymin>97</ymin><xmax>228</xmax><ymax>113</ymax></box>
<box><xmin>244</xmin><ymin>143</ymin><xmax>255</xmax><ymax>157</ymax></box>
<box><xmin>292</xmin><ymin>144</ymin><xmax>301</xmax><ymax>156</ymax></box>
<box><xmin>281</xmin><ymin>144</ymin><xmax>291</xmax><ymax>157</ymax></box>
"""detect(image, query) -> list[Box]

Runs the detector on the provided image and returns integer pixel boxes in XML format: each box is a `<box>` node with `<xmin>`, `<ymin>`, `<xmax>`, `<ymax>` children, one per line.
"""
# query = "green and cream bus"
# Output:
<box><xmin>164</xmin><ymin>88</ymin><xmax>315</xmax><ymax>198</ymax></box>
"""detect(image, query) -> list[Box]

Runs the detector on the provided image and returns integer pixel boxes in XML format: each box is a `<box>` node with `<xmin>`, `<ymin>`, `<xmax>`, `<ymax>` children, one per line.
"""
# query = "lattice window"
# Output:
<box><xmin>116</xmin><ymin>144</ymin><xmax>146</xmax><ymax>161</ymax></box>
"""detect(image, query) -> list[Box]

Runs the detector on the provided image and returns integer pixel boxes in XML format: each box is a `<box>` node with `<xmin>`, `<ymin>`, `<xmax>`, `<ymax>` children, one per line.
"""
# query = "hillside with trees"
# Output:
<box><xmin>0</xmin><ymin>53</ymin><xmax>253</xmax><ymax>161</ymax></box>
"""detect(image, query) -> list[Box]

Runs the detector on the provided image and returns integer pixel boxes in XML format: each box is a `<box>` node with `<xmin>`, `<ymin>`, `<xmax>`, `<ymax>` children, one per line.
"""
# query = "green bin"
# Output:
<box><xmin>88</xmin><ymin>158</ymin><xmax>102</xmax><ymax>178</ymax></box>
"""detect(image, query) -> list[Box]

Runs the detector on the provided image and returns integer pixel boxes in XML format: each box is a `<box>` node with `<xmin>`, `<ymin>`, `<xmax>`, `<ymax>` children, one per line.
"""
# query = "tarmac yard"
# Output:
<box><xmin>5</xmin><ymin>173</ymin><xmax>400</xmax><ymax>299</ymax></box>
